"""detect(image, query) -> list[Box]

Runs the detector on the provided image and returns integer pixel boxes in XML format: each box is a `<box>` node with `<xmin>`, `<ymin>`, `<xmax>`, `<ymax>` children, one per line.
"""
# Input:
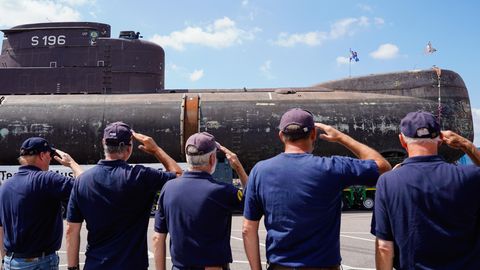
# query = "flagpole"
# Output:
<box><xmin>349</xmin><ymin>60</ymin><xmax>351</xmax><ymax>78</ymax></box>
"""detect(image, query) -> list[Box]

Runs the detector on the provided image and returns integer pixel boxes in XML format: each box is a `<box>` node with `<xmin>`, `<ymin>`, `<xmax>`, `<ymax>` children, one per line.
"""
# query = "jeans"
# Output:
<box><xmin>3</xmin><ymin>253</ymin><xmax>59</xmax><ymax>270</ymax></box>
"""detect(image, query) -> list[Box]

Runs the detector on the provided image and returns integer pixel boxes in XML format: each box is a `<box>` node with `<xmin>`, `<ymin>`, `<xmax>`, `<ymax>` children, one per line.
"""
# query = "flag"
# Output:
<box><xmin>425</xmin><ymin>41</ymin><xmax>437</xmax><ymax>54</ymax></box>
<box><xmin>349</xmin><ymin>48</ymin><xmax>359</xmax><ymax>62</ymax></box>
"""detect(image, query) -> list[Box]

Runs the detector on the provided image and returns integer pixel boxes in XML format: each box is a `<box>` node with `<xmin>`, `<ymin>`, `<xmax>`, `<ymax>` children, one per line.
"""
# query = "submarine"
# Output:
<box><xmin>0</xmin><ymin>22</ymin><xmax>474</xmax><ymax>171</ymax></box>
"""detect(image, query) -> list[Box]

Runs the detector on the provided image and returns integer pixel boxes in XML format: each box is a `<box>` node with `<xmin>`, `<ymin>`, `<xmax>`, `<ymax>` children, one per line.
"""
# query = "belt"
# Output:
<box><xmin>5</xmin><ymin>251</ymin><xmax>55</xmax><ymax>259</ymax></box>
<box><xmin>268</xmin><ymin>264</ymin><xmax>340</xmax><ymax>270</ymax></box>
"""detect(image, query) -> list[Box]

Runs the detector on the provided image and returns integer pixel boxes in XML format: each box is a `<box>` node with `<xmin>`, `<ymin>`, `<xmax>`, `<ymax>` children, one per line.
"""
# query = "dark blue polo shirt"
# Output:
<box><xmin>244</xmin><ymin>153</ymin><xmax>379</xmax><ymax>267</ymax></box>
<box><xmin>67</xmin><ymin>160</ymin><xmax>176</xmax><ymax>270</ymax></box>
<box><xmin>0</xmin><ymin>165</ymin><xmax>74</xmax><ymax>254</ymax></box>
<box><xmin>155</xmin><ymin>171</ymin><xmax>243</xmax><ymax>267</ymax></box>
<box><xmin>372</xmin><ymin>155</ymin><xmax>480</xmax><ymax>270</ymax></box>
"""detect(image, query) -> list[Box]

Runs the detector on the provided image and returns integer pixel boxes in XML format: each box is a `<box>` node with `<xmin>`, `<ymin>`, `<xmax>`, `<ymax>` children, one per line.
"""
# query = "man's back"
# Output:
<box><xmin>244</xmin><ymin>153</ymin><xmax>378</xmax><ymax>267</ymax></box>
<box><xmin>67</xmin><ymin>160</ymin><xmax>175</xmax><ymax>270</ymax></box>
<box><xmin>373</xmin><ymin>155</ymin><xmax>480</xmax><ymax>269</ymax></box>
<box><xmin>156</xmin><ymin>171</ymin><xmax>242</xmax><ymax>267</ymax></box>
<box><xmin>0</xmin><ymin>165</ymin><xmax>73</xmax><ymax>254</ymax></box>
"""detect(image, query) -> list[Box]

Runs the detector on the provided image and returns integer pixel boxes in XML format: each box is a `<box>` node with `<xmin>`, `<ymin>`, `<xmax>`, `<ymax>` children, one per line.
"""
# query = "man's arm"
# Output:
<box><xmin>152</xmin><ymin>232</ymin><xmax>167</xmax><ymax>270</ymax></box>
<box><xmin>315</xmin><ymin>123</ymin><xmax>392</xmax><ymax>174</ymax></box>
<box><xmin>219</xmin><ymin>145</ymin><xmax>248</xmax><ymax>187</ymax></box>
<box><xmin>0</xmin><ymin>226</ymin><xmax>5</xmax><ymax>259</ymax></box>
<box><xmin>132</xmin><ymin>131</ymin><xmax>182</xmax><ymax>176</ymax></box>
<box><xmin>376</xmin><ymin>238</ymin><xmax>394</xmax><ymax>270</ymax></box>
<box><xmin>54</xmin><ymin>149</ymin><xmax>83</xmax><ymax>177</ymax></box>
<box><xmin>442</xmin><ymin>130</ymin><xmax>480</xmax><ymax>166</ymax></box>
<box><xmin>243</xmin><ymin>219</ymin><xmax>262</xmax><ymax>270</ymax></box>
<box><xmin>66</xmin><ymin>222</ymin><xmax>82</xmax><ymax>269</ymax></box>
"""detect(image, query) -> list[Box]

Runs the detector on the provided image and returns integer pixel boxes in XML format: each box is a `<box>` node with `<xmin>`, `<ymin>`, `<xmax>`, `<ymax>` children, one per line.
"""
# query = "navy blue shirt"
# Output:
<box><xmin>0</xmin><ymin>165</ymin><xmax>74</xmax><ymax>254</ymax></box>
<box><xmin>244</xmin><ymin>153</ymin><xmax>379</xmax><ymax>267</ymax></box>
<box><xmin>372</xmin><ymin>155</ymin><xmax>480</xmax><ymax>270</ymax></box>
<box><xmin>155</xmin><ymin>171</ymin><xmax>243</xmax><ymax>267</ymax></box>
<box><xmin>67</xmin><ymin>160</ymin><xmax>176</xmax><ymax>270</ymax></box>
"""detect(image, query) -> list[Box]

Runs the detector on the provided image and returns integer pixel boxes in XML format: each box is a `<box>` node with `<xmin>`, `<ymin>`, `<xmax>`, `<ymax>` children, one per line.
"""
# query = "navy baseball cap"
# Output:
<box><xmin>185</xmin><ymin>132</ymin><xmax>220</xmax><ymax>155</ymax></box>
<box><xmin>279</xmin><ymin>108</ymin><xmax>315</xmax><ymax>134</ymax></box>
<box><xmin>400</xmin><ymin>111</ymin><xmax>440</xmax><ymax>138</ymax></box>
<box><xmin>103</xmin><ymin>121</ymin><xmax>132</xmax><ymax>146</ymax></box>
<box><xmin>20</xmin><ymin>137</ymin><xmax>56</xmax><ymax>156</ymax></box>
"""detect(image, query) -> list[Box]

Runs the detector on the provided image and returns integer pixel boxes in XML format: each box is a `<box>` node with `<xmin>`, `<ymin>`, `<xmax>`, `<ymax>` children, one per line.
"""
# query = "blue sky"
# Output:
<box><xmin>0</xmin><ymin>0</ymin><xmax>479</xmax><ymax>145</ymax></box>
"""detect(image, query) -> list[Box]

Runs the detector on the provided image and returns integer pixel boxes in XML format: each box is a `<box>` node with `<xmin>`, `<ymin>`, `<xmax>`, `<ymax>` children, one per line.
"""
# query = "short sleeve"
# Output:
<box><xmin>66</xmin><ymin>181</ymin><xmax>84</xmax><ymax>223</ymax></box>
<box><xmin>221</xmin><ymin>184</ymin><xmax>244</xmax><ymax>211</ymax></box>
<box><xmin>46</xmin><ymin>172</ymin><xmax>75</xmax><ymax>202</ymax></box>
<box><xmin>371</xmin><ymin>176</ymin><xmax>393</xmax><ymax>240</ymax></box>
<box><xmin>243</xmin><ymin>166</ymin><xmax>263</xmax><ymax>221</ymax></box>
<box><xmin>154</xmin><ymin>186</ymin><xmax>168</xmax><ymax>233</ymax></box>
<box><xmin>335</xmin><ymin>157</ymin><xmax>380</xmax><ymax>187</ymax></box>
<box><xmin>138</xmin><ymin>166</ymin><xmax>177</xmax><ymax>190</ymax></box>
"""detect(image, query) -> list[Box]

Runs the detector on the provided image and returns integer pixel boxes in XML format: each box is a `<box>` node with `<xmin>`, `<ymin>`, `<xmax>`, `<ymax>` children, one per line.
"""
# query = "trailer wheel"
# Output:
<box><xmin>363</xmin><ymin>198</ymin><xmax>374</xmax><ymax>210</ymax></box>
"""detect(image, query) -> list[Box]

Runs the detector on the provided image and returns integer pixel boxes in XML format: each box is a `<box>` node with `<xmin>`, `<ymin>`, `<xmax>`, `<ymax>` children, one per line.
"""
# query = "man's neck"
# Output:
<box><xmin>284</xmin><ymin>142</ymin><xmax>312</xmax><ymax>154</ymax></box>
<box><xmin>187</xmin><ymin>166</ymin><xmax>212</xmax><ymax>174</ymax></box>
<box><xmin>407</xmin><ymin>145</ymin><xmax>438</xmax><ymax>158</ymax></box>
<box><xmin>105</xmin><ymin>154</ymin><xmax>126</xmax><ymax>161</ymax></box>
<box><xmin>25</xmin><ymin>163</ymin><xmax>46</xmax><ymax>171</ymax></box>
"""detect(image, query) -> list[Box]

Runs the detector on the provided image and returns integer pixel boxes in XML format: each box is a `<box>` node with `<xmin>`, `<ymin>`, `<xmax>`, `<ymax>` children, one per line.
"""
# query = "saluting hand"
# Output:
<box><xmin>220</xmin><ymin>145</ymin><xmax>242</xmax><ymax>172</ymax></box>
<box><xmin>219</xmin><ymin>145</ymin><xmax>248</xmax><ymax>187</ymax></box>
<box><xmin>315</xmin><ymin>122</ymin><xmax>345</xmax><ymax>143</ymax></box>
<box><xmin>54</xmin><ymin>149</ymin><xmax>83</xmax><ymax>177</ymax></box>
<box><xmin>441</xmin><ymin>130</ymin><xmax>468</xmax><ymax>150</ymax></box>
<box><xmin>132</xmin><ymin>131</ymin><xmax>160</xmax><ymax>155</ymax></box>
<box><xmin>54</xmin><ymin>149</ymin><xmax>75</xmax><ymax>167</ymax></box>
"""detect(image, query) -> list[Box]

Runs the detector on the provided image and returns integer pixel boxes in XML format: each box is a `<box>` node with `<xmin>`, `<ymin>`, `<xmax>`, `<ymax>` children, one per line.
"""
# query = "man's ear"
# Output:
<box><xmin>310</xmin><ymin>128</ymin><xmax>317</xmax><ymax>141</ymax></box>
<box><xmin>438</xmin><ymin>133</ymin><xmax>444</xmax><ymax>146</ymax></box>
<box><xmin>39</xmin><ymin>151</ymin><xmax>49</xmax><ymax>162</ymax></box>
<box><xmin>399</xmin><ymin>134</ymin><xmax>408</xmax><ymax>150</ymax></box>
<box><xmin>278</xmin><ymin>131</ymin><xmax>285</xmax><ymax>143</ymax></box>
<box><xmin>209</xmin><ymin>152</ymin><xmax>216</xmax><ymax>166</ymax></box>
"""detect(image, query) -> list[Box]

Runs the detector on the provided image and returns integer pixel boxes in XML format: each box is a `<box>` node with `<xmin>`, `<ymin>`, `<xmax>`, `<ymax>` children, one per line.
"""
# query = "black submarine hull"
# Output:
<box><xmin>0</xmin><ymin>69</ymin><xmax>473</xmax><ymax>171</ymax></box>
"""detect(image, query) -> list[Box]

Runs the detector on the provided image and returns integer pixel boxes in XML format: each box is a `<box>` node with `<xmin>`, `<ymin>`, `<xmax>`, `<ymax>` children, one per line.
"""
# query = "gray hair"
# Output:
<box><xmin>401</xmin><ymin>133</ymin><xmax>441</xmax><ymax>145</ymax></box>
<box><xmin>103</xmin><ymin>144</ymin><xmax>130</xmax><ymax>155</ymax></box>
<box><xmin>18</xmin><ymin>155</ymin><xmax>37</xmax><ymax>165</ymax></box>
<box><xmin>186</xmin><ymin>147</ymin><xmax>215</xmax><ymax>169</ymax></box>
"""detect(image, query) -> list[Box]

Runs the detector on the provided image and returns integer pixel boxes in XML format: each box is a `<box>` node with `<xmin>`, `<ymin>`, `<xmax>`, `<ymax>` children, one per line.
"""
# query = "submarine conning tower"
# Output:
<box><xmin>0</xmin><ymin>22</ymin><xmax>165</xmax><ymax>94</ymax></box>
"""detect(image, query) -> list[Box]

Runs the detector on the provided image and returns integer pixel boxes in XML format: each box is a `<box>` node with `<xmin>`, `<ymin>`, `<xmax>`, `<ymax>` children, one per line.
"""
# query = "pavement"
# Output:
<box><xmin>58</xmin><ymin>211</ymin><xmax>375</xmax><ymax>270</ymax></box>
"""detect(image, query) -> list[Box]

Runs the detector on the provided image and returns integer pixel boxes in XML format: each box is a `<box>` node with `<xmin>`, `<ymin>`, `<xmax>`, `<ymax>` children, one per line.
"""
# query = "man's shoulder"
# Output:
<box><xmin>34</xmin><ymin>169</ymin><xmax>72</xmax><ymax>183</ymax></box>
<box><xmin>456</xmin><ymin>163</ymin><xmax>480</xmax><ymax>175</ymax></box>
<box><xmin>80</xmin><ymin>164</ymin><xmax>106</xmax><ymax>177</ymax></box>
<box><xmin>253</xmin><ymin>153</ymin><xmax>302</xmax><ymax>167</ymax></box>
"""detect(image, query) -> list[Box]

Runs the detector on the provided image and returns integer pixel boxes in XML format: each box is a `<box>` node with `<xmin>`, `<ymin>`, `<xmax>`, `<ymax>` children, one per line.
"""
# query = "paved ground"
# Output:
<box><xmin>59</xmin><ymin>211</ymin><xmax>375</xmax><ymax>270</ymax></box>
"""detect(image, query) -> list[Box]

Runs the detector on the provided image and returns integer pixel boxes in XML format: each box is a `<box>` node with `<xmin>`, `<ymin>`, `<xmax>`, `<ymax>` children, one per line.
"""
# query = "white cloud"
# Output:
<box><xmin>472</xmin><ymin>108</ymin><xmax>480</xmax><ymax>146</ymax></box>
<box><xmin>168</xmin><ymin>63</ymin><xmax>204</xmax><ymax>82</ymax></box>
<box><xmin>60</xmin><ymin>0</ymin><xmax>95</xmax><ymax>6</ymax></box>
<box><xmin>370</xmin><ymin>43</ymin><xmax>400</xmax><ymax>60</ymax></box>
<box><xmin>274</xmin><ymin>31</ymin><xmax>325</xmax><ymax>47</ymax></box>
<box><xmin>336</xmin><ymin>56</ymin><xmax>351</xmax><ymax>65</ymax></box>
<box><xmin>242</xmin><ymin>0</ymin><xmax>248</xmax><ymax>6</ymax></box>
<box><xmin>374</xmin><ymin>17</ymin><xmax>385</xmax><ymax>25</ymax></box>
<box><xmin>0</xmin><ymin>0</ymin><xmax>88</xmax><ymax>27</ymax></box>
<box><xmin>170</xmin><ymin>64</ymin><xmax>180</xmax><ymax>71</ymax></box>
<box><xmin>260</xmin><ymin>60</ymin><xmax>274</xmax><ymax>79</ymax></box>
<box><xmin>357</xmin><ymin>4</ymin><xmax>373</xmax><ymax>12</ymax></box>
<box><xmin>274</xmin><ymin>16</ymin><xmax>374</xmax><ymax>47</ymax></box>
<box><xmin>189</xmin><ymin>69</ymin><xmax>204</xmax><ymax>82</ymax></box>
<box><xmin>150</xmin><ymin>17</ymin><xmax>259</xmax><ymax>51</ymax></box>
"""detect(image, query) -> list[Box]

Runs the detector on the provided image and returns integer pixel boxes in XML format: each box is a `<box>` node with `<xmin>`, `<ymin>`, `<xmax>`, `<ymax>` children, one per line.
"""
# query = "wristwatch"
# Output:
<box><xmin>67</xmin><ymin>265</ymin><xmax>79</xmax><ymax>270</ymax></box>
